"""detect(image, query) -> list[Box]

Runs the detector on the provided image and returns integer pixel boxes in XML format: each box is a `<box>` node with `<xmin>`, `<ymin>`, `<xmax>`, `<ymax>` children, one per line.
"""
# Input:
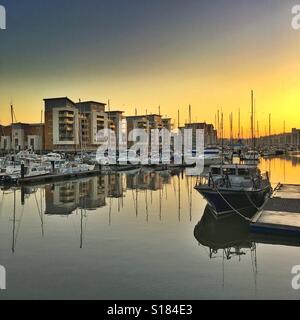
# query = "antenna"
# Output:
<box><xmin>189</xmin><ymin>104</ymin><xmax>192</xmax><ymax>124</ymax></box>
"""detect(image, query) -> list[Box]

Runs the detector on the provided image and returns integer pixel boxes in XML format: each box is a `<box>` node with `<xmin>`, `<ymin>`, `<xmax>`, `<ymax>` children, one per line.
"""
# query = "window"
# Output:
<box><xmin>223</xmin><ymin>168</ymin><xmax>236</xmax><ymax>176</ymax></box>
<box><xmin>238</xmin><ymin>169</ymin><xmax>250</xmax><ymax>176</ymax></box>
<box><xmin>211</xmin><ymin>167</ymin><xmax>221</xmax><ymax>175</ymax></box>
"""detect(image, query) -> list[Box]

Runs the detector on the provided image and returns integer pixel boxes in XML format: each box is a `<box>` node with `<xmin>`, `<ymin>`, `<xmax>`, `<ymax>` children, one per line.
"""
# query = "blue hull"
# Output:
<box><xmin>195</xmin><ymin>186</ymin><xmax>271</xmax><ymax>215</ymax></box>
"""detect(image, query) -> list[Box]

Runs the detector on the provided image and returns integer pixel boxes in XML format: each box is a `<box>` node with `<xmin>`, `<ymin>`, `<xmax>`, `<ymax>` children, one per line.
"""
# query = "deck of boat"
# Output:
<box><xmin>251</xmin><ymin>184</ymin><xmax>300</xmax><ymax>236</ymax></box>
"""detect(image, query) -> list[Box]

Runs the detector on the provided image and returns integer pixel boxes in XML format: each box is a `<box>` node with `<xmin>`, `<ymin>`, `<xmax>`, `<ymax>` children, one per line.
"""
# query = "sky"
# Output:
<box><xmin>1</xmin><ymin>0</ymin><xmax>300</xmax><ymax>137</ymax></box>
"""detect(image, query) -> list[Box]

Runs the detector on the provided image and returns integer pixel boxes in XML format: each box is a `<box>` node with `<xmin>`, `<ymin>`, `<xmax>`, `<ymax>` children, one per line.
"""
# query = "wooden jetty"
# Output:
<box><xmin>251</xmin><ymin>184</ymin><xmax>300</xmax><ymax>236</ymax></box>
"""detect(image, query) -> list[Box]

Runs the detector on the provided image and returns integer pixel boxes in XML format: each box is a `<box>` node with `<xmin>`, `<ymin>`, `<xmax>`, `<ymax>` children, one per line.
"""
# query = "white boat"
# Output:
<box><xmin>4</xmin><ymin>164</ymin><xmax>51</xmax><ymax>180</ymax></box>
<box><xmin>59</xmin><ymin>162</ymin><xmax>95</xmax><ymax>174</ymax></box>
<box><xmin>42</xmin><ymin>153</ymin><xmax>63</xmax><ymax>162</ymax></box>
<box><xmin>185</xmin><ymin>147</ymin><xmax>222</xmax><ymax>167</ymax></box>
<box><xmin>243</xmin><ymin>150</ymin><xmax>260</xmax><ymax>161</ymax></box>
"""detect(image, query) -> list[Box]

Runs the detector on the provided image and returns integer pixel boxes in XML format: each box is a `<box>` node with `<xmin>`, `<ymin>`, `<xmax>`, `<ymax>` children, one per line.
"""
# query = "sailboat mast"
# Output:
<box><xmin>251</xmin><ymin>90</ymin><xmax>255</xmax><ymax>151</ymax></box>
<box><xmin>221</xmin><ymin>112</ymin><xmax>224</xmax><ymax>165</ymax></box>
<box><xmin>269</xmin><ymin>113</ymin><xmax>271</xmax><ymax>148</ymax></box>
<box><xmin>238</xmin><ymin>108</ymin><xmax>241</xmax><ymax>140</ymax></box>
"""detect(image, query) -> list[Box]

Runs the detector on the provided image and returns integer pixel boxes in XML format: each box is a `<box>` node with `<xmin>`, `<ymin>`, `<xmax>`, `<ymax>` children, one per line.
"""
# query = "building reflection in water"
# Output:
<box><xmin>43</xmin><ymin>171</ymin><xmax>175</xmax><ymax>217</ymax></box>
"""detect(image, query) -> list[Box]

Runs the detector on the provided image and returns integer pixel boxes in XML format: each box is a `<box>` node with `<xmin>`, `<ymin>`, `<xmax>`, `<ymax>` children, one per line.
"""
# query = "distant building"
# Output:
<box><xmin>0</xmin><ymin>122</ymin><xmax>44</xmax><ymax>152</ymax></box>
<box><xmin>291</xmin><ymin>128</ymin><xmax>300</xmax><ymax>148</ymax></box>
<box><xmin>126</xmin><ymin>115</ymin><xmax>150</xmax><ymax>148</ymax></box>
<box><xmin>182</xmin><ymin>123</ymin><xmax>217</xmax><ymax>148</ymax></box>
<box><xmin>162</xmin><ymin>118</ymin><xmax>173</xmax><ymax>131</ymax></box>
<box><xmin>106</xmin><ymin>111</ymin><xmax>126</xmax><ymax>149</ymax></box>
<box><xmin>125</xmin><ymin>114</ymin><xmax>170</xmax><ymax>149</ymax></box>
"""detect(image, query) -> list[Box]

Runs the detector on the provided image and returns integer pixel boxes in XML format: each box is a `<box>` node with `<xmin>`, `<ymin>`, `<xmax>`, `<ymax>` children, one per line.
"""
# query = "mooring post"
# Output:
<box><xmin>21</xmin><ymin>163</ymin><xmax>25</xmax><ymax>179</ymax></box>
<box><xmin>21</xmin><ymin>186</ymin><xmax>25</xmax><ymax>205</ymax></box>
<box><xmin>51</xmin><ymin>161</ymin><xmax>55</xmax><ymax>173</ymax></box>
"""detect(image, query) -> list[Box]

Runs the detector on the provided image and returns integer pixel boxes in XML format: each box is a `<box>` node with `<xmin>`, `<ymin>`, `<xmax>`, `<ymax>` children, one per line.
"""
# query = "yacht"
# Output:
<box><xmin>194</xmin><ymin>164</ymin><xmax>272</xmax><ymax>216</ymax></box>
<box><xmin>59</xmin><ymin>162</ymin><xmax>95</xmax><ymax>174</ymax></box>
<box><xmin>185</xmin><ymin>147</ymin><xmax>222</xmax><ymax>167</ymax></box>
<box><xmin>261</xmin><ymin>149</ymin><xmax>276</xmax><ymax>157</ymax></box>
<box><xmin>3</xmin><ymin>163</ymin><xmax>51</xmax><ymax>180</ymax></box>
<box><xmin>42</xmin><ymin>153</ymin><xmax>63</xmax><ymax>162</ymax></box>
<box><xmin>243</xmin><ymin>150</ymin><xmax>260</xmax><ymax>162</ymax></box>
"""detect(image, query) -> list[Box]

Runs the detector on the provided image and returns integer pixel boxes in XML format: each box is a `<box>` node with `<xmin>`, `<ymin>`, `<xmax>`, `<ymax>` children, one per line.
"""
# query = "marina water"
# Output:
<box><xmin>1</xmin><ymin>156</ymin><xmax>300</xmax><ymax>299</ymax></box>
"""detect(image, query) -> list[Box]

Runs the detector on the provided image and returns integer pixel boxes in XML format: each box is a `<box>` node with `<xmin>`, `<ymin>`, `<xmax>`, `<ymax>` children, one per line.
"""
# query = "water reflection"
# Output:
<box><xmin>2</xmin><ymin>157</ymin><xmax>300</xmax><ymax>299</ymax></box>
<box><xmin>13</xmin><ymin>171</ymin><xmax>180</xmax><ymax>217</ymax></box>
<box><xmin>195</xmin><ymin>203</ymin><xmax>300</xmax><ymax>261</ymax></box>
<box><xmin>194</xmin><ymin>205</ymin><xmax>256</xmax><ymax>260</ymax></box>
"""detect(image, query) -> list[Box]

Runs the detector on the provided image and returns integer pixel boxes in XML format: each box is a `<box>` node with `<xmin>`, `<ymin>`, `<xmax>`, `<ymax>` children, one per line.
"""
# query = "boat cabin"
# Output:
<box><xmin>210</xmin><ymin>164</ymin><xmax>259</xmax><ymax>177</ymax></box>
<box><xmin>209</xmin><ymin>164</ymin><xmax>264</xmax><ymax>189</ymax></box>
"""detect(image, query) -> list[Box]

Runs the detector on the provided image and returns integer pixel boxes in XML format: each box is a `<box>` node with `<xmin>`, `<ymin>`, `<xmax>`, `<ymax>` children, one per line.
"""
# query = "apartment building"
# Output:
<box><xmin>44</xmin><ymin>97</ymin><xmax>79</xmax><ymax>152</ymax></box>
<box><xmin>106</xmin><ymin>111</ymin><xmax>126</xmax><ymax>149</ymax></box>
<box><xmin>126</xmin><ymin>115</ymin><xmax>149</xmax><ymax>148</ymax></box>
<box><xmin>44</xmin><ymin>97</ymin><xmax>118</xmax><ymax>152</ymax></box>
<box><xmin>183</xmin><ymin>122</ymin><xmax>217</xmax><ymax>148</ymax></box>
<box><xmin>162</xmin><ymin>118</ymin><xmax>173</xmax><ymax>131</ymax></box>
<box><xmin>76</xmin><ymin>100</ymin><xmax>108</xmax><ymax>149</ymax></box>
<box><xmin>0</xmin><ymin>122</ymin><xmax>44</xmax><ymax>152</ymax></box>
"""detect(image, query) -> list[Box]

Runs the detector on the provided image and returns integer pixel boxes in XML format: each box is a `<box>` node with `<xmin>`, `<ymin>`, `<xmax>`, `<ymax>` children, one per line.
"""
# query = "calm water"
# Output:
<box><xmin>1</xmin><ymin>157</ymin><xmax>300</xmax><ymax>300</ymax></box>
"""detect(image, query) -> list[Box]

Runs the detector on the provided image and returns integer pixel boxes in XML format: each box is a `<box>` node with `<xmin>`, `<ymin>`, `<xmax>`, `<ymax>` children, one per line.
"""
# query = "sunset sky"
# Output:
<box><xmin>1</xmin><ymin>0</ymin><xmax>300</xmax><ymax>137</ymax></box>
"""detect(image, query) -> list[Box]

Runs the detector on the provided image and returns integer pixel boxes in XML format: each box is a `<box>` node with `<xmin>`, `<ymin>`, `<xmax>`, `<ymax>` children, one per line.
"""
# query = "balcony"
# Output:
<box><xmin>59</xmin><ymin>125</ymin><xmax>73</xmax><ymax>132</ymax></box>
<box><xmin>59</xmin><ymin>118</ymin><xmax>74</xmax><ymax>125</ymax></box>
<box><xmin>59</xmin><ymin>134</ymin><xmax>74</xmax><ymax>141</ymax></box>
<box><xmin>59</xmin><ymin>112</ymin><xmax>74</xmax><ymax>118</ymax></box>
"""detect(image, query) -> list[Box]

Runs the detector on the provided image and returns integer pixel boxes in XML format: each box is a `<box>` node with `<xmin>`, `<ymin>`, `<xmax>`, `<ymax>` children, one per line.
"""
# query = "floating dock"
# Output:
<box><xmin>251</xmin><ymin>184</ymin><xmax>300</xmax><ymax>236</ymax></box>
<box><xmin>18</xmin><ymin>170</ymin><xmax>102</xmax><ymax>185</ymax></box>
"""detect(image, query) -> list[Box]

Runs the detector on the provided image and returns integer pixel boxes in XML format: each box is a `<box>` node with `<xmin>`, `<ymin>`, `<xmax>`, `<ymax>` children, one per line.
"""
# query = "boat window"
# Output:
<box><xmin>211</xmin><ymin>167</ymin><xmax>221</xmax><ymax>175</ymax></box>
<box><xmin>238</xmin><ymin>169</ymin><xmax>250</xmax><ymax>176</ymax></box>
<box><xmin>223</xmin><ymin>168</ymin><xmax>236</xmax><ymax>175</ymax></box>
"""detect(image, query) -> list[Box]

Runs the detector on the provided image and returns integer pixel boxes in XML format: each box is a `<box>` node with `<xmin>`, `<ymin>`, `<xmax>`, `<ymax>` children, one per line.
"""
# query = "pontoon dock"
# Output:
<box><xmin>251</xmin><ymin>184</ymin><xmax>300</xmax><ymax>236</ymax></box>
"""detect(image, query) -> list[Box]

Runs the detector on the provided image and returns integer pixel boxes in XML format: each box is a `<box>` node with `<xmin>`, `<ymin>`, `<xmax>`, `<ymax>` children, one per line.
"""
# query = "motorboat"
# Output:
<box><xmin>4</xmin><ymin>163</ymin><xmax>51</xmax><ymax>180</ymax></box>
<box><xmin>59</xmin><ymin>162</ymin><xmax>95</xmax><ymax>175</ymax></box>
<box><xmin>42</xmin><ymin>152</ymin><xmax>63</xmax><ymax>162</ymax></box>
<box><xmin>243</xmin><ymin>150</ymin><xmax>260</xmax><ymax>162</ymax></box>
<box><xmin>185</xmin><ymin>147</ymin><xmax>222</xmax><ymax>167</ymax></box>
<box><xmin>194</xmin><ymin>164</ymin><xmax>272</xmax><ymax>216</ymax></box>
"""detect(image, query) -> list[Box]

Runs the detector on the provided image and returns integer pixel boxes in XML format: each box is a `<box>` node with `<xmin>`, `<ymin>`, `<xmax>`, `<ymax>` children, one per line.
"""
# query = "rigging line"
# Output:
<box><xmin>213</xmin><ymin>187</ymin><xmax>252</xmax><ymax>222</ymax></box>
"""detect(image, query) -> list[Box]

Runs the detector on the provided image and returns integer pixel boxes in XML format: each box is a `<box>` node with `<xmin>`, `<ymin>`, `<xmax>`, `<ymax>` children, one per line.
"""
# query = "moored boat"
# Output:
<box><xmin>194</xmin><ymin>164</ymin><xmax>272</xmax><ymax>216</ymax></box>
